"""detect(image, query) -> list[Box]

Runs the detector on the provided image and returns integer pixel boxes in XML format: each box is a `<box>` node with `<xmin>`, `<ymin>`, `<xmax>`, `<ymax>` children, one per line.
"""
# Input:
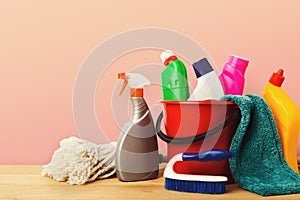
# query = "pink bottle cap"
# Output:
<box><xmin>228</xmin><ymin>55</ymin><xmax>249</xmax><ymax>74</ymax></box>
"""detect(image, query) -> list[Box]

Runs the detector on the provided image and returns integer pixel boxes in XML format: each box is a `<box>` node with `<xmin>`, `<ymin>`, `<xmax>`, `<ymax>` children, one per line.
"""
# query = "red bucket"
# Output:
<box><xmin>156</xmin><ymin>100</ymin><xmax>241</xmax><ymax>183</ymax></box>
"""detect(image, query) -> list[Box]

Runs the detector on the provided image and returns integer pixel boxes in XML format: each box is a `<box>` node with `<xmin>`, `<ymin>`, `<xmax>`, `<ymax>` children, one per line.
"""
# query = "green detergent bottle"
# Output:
<box><xmin>160</xmin><ymin>50</ymin><xmax>189</xmax><ymax>100</ymax></box>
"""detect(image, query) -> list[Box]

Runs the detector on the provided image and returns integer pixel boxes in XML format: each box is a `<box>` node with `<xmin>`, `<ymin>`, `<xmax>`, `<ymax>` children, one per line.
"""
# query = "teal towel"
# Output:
<box><xmin>221</xmin><ymin>94</ymin><xmax>300</xmax><ymax>196</ymax></box>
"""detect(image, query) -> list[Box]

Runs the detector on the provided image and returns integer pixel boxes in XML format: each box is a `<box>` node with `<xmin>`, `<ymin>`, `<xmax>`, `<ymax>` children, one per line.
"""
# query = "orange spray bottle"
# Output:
<box><xmin>263</xmin><ymin>69</ymin><xmax>300</xmax><ymax>173</ymax></box>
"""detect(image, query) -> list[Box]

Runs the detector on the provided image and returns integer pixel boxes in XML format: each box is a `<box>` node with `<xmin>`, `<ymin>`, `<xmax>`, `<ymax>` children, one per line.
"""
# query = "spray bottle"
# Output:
<box><xmin>263</xmin><ymin>69</ymin><xmax>300</xmax><ymax>173</ymax></box>
<box><xmin>116</xmin><ymin>72</ymin><xmax>159</xmax><ymax>181</ymax></box>
<box><xmin>188</xmin><ymin>58</ymin><xmax>224</xmax><ymax>100</ymax></box>
<box><xmin>160</xmin><ymin>50</ymin><xmax>189</xmax><ymax>100</ymax></box>
<box><xmin>219</xmin><ymin>55</ymin><xmax>249</xmax><ymax>95</ymax></box>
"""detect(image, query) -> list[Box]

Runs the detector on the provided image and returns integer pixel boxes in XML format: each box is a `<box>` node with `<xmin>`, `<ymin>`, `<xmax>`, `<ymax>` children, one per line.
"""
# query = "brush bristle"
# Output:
<box><xmin>165</xmin><ymin>178</ymin><xmax>226</xmax><ymax>194</ymax></box>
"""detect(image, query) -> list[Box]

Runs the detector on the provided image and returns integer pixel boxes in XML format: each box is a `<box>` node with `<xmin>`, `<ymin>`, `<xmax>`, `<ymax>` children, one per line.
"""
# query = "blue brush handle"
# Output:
<box><xmin>182</xmin><ymin>149</ymin><xmax>233</xmax><ymax>162</ymax></box>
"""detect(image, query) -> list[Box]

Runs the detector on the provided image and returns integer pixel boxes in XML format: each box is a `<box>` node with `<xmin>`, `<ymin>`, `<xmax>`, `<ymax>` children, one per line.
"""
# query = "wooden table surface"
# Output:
<box><xmin>1</xmin><ymin>165</ymin><xmax>300</xmax><ymax>200</ymax></box>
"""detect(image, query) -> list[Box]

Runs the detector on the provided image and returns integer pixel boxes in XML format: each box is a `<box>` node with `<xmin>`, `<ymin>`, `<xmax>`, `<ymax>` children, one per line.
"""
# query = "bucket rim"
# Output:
<box><xmin>159</xmin><ymin>100</ymin><xmax>237</xmax><ymax>106</ymax></box>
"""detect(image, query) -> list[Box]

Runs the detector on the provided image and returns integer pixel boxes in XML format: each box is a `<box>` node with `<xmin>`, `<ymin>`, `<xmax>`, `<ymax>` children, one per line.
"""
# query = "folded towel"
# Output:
<box><xmin>221</xmin><ymin>94</ymin><xmax>300</xmax><ymax>196</ymax></box>
<box><xmin>41</xmin><ymin>137</ymin><xmax>116</xmax><ymax>185</ymax></box>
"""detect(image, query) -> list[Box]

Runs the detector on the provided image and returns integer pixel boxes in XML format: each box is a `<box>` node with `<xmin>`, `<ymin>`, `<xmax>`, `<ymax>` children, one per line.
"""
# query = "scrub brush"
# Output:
<box><xmin>164</xmin><ymin>149</ymin><xmax>233</xmax><ymax>194</ymax></box>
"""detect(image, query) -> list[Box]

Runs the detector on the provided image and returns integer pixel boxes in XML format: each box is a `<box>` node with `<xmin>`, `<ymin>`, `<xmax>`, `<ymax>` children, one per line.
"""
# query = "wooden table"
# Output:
<box><xmin>1</xmin><ymin>165</ymin><xmax>300</xmax><ymax>200</ymax></box>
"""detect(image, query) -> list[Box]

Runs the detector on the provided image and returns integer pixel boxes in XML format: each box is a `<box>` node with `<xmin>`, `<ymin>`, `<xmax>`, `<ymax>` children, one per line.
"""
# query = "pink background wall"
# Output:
<box><xmin>1</xmin><ymin>0</ymin><xmax>299</xmax><ymax>164</ymax></box>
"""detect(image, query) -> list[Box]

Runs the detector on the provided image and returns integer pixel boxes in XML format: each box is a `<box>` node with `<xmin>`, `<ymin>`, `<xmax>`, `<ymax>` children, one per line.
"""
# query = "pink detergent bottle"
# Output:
<box><xmin>219</xmin><ymin>55</ymin><xmax>249</xmax><ymax>95</ymax></box>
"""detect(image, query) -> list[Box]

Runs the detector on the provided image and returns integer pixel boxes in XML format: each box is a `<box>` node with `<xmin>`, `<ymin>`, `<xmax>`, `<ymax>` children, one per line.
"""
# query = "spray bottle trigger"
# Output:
<box><xmin>119</xmin><ymin>79</ymin><xmax>128</xmax><ymax>96</ymax></box>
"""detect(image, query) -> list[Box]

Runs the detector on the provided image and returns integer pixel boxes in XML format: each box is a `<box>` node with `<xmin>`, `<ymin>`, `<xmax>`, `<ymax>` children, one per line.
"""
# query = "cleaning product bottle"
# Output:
<box><xmin>298</xmin><ymin>138</ymin><xmax>300</xmax><ymax>157</ymax></box>
<box><xmin>219</xmin><ymin>55</ymin><xmax>249</xmax><ymax>95</ymax></box>
<box><xmin>160</xmin><ymin>50</ymin><xmax>189</xmax><ymax>100</ymax></box>
<box><xmin>116</xmin><ymin>72</ymin><xmax>159</xmax><ymax>181</ymax></box>
<box><xmin>263</xmin><ymin>69</ymin><xmax>300</xmax><ymax>173</ymax></box>
<box><xmin>188</xmin><ymin>58</ymin><xmax>224</xmax><ymax>100</ymax></box>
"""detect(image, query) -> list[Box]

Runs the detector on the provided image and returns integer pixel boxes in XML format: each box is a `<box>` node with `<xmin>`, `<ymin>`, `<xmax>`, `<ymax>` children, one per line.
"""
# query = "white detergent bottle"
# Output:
<box><xmin>189</xmin><ymin>58</ymin><xmax>224</xmax><ymax>100</ymax></box>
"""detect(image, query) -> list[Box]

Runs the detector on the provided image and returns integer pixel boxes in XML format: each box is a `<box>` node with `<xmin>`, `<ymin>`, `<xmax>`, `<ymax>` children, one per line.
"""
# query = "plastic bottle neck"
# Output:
<box><xmin>164</xmin><ymin>56</ymin><xmax>178</xmax><ymax>66</ymax></box>
<box><xmin>130</xmin><ymin>98</ymin><xmax>148</xmax><ymax>122</ymax></box>
<box><xmin>130</xmin><ymin>88</ymin><xmax>143</xmax><ymax>97</ymax></box>
<box><xmin>234</xmin><ymin>64</ymin><xmax>247</xmax><ymax>75</ymax></box>
<box><xmin>228</xmin><ymin>55</ymin><xmax>249</xmax><ymax>75</ymax></box>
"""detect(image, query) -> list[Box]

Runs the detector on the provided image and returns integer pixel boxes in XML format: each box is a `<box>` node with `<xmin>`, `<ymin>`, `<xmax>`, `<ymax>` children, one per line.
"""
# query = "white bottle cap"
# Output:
<box><xmin>160</xmin><ymin>50</ymin><xmax>175</xmax><ymax>65</ymax></box>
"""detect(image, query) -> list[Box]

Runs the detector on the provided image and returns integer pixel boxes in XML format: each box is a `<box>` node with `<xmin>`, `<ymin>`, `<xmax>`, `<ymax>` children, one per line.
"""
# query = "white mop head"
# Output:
<box><xmin>41</xmin><ymin>137</ymin><xmax>116</xmax><ymax>185</ymax></box>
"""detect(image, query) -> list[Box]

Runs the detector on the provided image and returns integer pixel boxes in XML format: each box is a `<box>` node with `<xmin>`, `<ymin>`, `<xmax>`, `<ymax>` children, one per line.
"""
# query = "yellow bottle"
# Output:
<box><xmin>263</xmin><ymin>69</ymin><xmax>300</xmax><ymax>173</ymax></box>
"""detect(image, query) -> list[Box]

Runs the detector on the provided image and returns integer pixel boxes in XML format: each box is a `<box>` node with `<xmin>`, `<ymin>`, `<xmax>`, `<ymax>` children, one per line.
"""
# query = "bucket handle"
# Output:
<box><xmin>156</xmin><ymin>110</ymin><xmax>239</xmax><ymax>144</ymax></box>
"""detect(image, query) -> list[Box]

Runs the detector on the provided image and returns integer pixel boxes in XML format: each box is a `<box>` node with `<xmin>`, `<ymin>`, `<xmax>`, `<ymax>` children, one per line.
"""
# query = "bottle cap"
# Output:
<box><xmin>192</xmin><ymin>58</ymin><xmax>213</xmax><ymax>78</ymax></box>
<box><xmin>269</xmin><ymin>69</ymin><xmax>285</xmax><ymax>87</ymax></box>
<box><xmin>228</xmin><ymin>55</ymin><xmax>249</xmax><ymax>74</ymax></box>
<box><xmin>160</xmin><ymin>50</ymin><xmax>178</xmax><ymax>66</ymax></box>
<box><xmin>130</xmin><ymin>88</ymin><xmax>143</xmax><ymax>97</ymax></box>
